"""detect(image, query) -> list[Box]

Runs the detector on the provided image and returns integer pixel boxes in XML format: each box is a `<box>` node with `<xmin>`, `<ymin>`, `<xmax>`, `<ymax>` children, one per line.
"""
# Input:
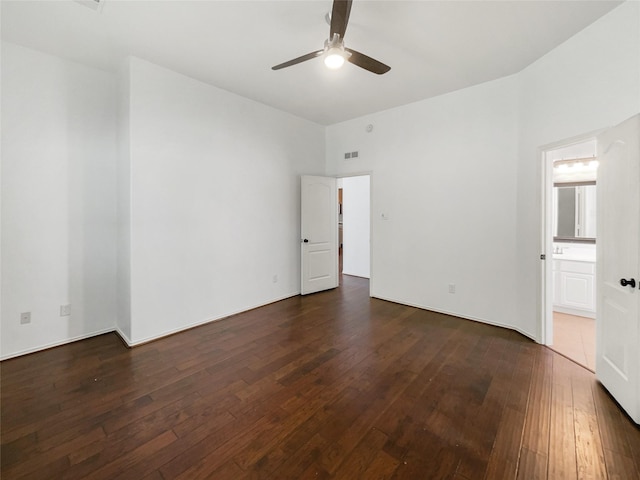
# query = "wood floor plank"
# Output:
<box><xmin>332</xmin><ymin>427</ymin><xmax>390</xmax><ymax>479</ymax></box>
<box><xmin>358</xmin><ymin>447</ymin><xmax>401</xmax><ymax>480</ymax></box>
<box><xmin>517</xmin><ymin>348</ymin><xmax>553</xmax><ymax>480</ymax></box>
<box><xmin>136</xmin><ymin>410</ymin><xmax>238</xmax><ymax>478</ymax></box>
<box><xmin>547</xmin><ymin>355</ymin><xmax>578</xmax><ymax>480</ymax></box>
<box><xmin>261</xmin><ymin>432</ymin><xmax>331</xmax><ymax>480</ymax></box>
<box><xmin>572</xmin><ymin>365</ymin><xmax>608</xmax><ymax>480</ymax></box>
<box><xmin>78</xmin><ymin>429</ymin><xmax>177</xmax><ymax>480</ymax></box>
<box><xmin>2</xmin><ymin>275</ymin><xmax>639</xmax><ymax>479</ymax></box>
<box><xmin>454</xmin><ymin>334</ymin><xmax>520</xmax><ymax>479</ymax></box>
<box><xmin>158</xmin><ymin>405</ymin><xmax>286</xmax><ymax>479</ymax></box>
<box><xmin>484</xmin><ymin>342</ymin><xmax>538</xmax><ymax>479</ymax></box>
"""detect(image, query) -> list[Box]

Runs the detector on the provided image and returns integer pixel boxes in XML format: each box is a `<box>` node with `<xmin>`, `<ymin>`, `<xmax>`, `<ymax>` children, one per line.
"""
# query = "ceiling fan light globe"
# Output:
<box><xmin>324</xmin><ymin>48</ymin><xmax>345</xmax><ymax>69</ymax></box>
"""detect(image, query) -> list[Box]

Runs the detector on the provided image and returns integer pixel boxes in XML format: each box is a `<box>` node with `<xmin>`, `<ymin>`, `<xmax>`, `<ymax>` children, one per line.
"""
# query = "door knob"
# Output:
<box><xmin>620</xmin><ymin>278</ymin><xmax>636</xmax><ymax>288</ymax></box>
<box><xmin>303</xmin><ymin>239</ymin><xmax>309</xmax><ymax>243</ymax></box>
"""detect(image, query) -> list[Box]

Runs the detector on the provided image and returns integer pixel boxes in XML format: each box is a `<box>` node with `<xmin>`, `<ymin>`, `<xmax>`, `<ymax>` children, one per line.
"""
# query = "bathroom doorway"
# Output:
<box><xmin>543</xmin><ymin>138</ymin><xmax>598</xmax><ymax>370</ymax></box>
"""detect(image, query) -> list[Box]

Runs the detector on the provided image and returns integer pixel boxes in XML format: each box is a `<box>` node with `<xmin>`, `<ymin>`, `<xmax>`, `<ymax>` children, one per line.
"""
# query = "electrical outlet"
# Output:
<box><xmin>60</xmin><ymin>304</ymin><xmax>71</xmax><ymax>316</ymax></box>
<box><xmin>272</xmin><ymin>275</ymin><xmax>278</xmax><ymax>283</ymax></box>
<box><xmin>448</xmin><ymin>284</ymin><xmax>456</xmax><ymax>294</ymax></box>
<box><xmin>20</xmin><ymin>312</ymin><xmax>31</xmax><ymax>324</ymax></box>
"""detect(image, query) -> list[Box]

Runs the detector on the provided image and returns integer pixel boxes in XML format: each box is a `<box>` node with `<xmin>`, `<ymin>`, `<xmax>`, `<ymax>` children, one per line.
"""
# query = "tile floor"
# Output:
<box><xmin>551</xmin><ymin>311</ymin><xmax>595</xmax><ymax>371</ymax></box>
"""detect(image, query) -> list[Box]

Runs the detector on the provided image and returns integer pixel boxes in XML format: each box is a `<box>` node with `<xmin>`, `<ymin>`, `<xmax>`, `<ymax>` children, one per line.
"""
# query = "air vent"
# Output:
<box><xmin>74</xmin><ymin>0</ymin><xmax>105</xmax><ymax>12</ymax></box>
<box><xmin>344</xmin><ymin>151</ymin><xmax>359</xmax><ymax>160</ymax></box>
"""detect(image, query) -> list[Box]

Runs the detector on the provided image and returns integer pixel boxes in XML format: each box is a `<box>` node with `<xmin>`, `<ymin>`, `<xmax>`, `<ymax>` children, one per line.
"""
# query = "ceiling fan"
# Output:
<box><xmin>272</xmin><ymin>0</ymin><xmax>390</xmax><ymax>75</ymax></box>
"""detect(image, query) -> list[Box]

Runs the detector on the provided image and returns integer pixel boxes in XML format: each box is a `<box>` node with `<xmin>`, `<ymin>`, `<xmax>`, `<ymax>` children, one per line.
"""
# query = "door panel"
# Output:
<box><xmin>603</xmin><ymin>299</ymin><xmax>628</xmax><ymax>378</ymax></box>
<box><xmin>301</xmin><ymin>176</ymin><xmax>338</xmax><ymax>295</ymax></box>
<box><xmin>596</xmin><ymin>114</ymin><xmax>640</xmax><ymax>424</ymax></box>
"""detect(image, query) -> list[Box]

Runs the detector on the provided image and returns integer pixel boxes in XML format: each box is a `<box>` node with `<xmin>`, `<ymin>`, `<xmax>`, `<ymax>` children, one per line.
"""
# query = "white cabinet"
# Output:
<box><xmin>552</xmin><ymin>259</ymin><xmax>595</xmax><ymax>318</ymax></box>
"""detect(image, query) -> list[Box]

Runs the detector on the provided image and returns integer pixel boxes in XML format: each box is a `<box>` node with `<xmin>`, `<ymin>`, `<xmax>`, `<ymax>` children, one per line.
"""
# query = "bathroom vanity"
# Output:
<box><xmin>552</xmin><ymin>252</ymin><xmax>596</xmax><ymax>318</ymax></box>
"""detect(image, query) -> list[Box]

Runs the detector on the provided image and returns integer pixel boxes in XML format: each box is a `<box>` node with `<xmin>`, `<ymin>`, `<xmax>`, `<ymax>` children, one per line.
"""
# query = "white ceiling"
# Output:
<box><xmin>1</xmin><ymin>0</ymin><xmax>623</xmax><ymax>125</ymax></box>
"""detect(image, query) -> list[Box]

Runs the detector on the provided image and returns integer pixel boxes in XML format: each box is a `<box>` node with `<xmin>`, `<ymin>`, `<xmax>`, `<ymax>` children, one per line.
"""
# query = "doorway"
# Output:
<box><xmin>542</xmin><ymin>138</ymin><xmax>598</xmax><ymax>370</ymax></box>
<box><xmin>300</xmin><ymin>174</ymin><xmax>371</xmax><ymax>296</ymax></box>
<box><xmin>337</xmin><ymin>175</ymin><xmax>371</xmax><ymax>281</ymax></box>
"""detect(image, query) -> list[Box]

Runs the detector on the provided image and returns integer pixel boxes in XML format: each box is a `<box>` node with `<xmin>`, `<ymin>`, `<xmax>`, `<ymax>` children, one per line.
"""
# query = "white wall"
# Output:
<box><xmin>1</xmin><ymin>42</ymin><xmax>118</xmax><ymax>359</ymax></box>
<box><xmin>116</xmin><ymin>58</ymin><xmax>132</xmax><ymax>342</ymax></box>
<box><xmin>0</xmin><ymin>48</ymin><xmax>325</xmax><ymax>355</ymax></box>
<box><xmin>327</xmin><ymin>75</ymin><xmax>521</xmax><ymax>332</ymax></box>
<box><xmin>2</xmin><ymin>1</ymin><xmax>637</xmax><ymax>358</ymax></box>
<box><xmin>515</xmin><ymin>0</ymin><xmax>640</xmax><ymax>339</ymax></box>
<box><xmin>124</xmin><ymin>58</ymin><xmax>325</xmax><ymax>344</ymax></box>
<box><xmin>326</xmin><ymin>1</ymin><xmax>638</xmax><ymax>341</ymax></box>
<box><xmin>342</xmin><ymin>175</ymin><xmax>370</xmax><ymax>278</ymax></box>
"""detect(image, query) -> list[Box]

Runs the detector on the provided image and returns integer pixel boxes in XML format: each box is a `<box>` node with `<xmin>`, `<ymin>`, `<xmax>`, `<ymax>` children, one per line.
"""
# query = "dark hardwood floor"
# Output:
<box><xmin>2</xmin><ymin>275</ymin><xmax>639</xmax><ymax>479</ymax></box>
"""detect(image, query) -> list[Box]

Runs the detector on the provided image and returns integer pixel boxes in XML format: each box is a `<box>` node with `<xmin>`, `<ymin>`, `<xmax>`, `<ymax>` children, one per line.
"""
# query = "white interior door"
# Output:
<box><xmin>596</xmin><ymin>114</ymin><xmax>640</xmax><ymax>424</ymax></box>
<box><xmin>301</xmin><ymin>175</ymin><xmax>338</xmax><ymax>295</ymax></box>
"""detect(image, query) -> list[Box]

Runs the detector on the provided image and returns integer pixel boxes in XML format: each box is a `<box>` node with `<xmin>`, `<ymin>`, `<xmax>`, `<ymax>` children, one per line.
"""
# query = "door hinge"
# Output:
<box><xmin>540</xmin><ymin>254</ymin><xmax>546</xmax><ymax>260</ymax></box>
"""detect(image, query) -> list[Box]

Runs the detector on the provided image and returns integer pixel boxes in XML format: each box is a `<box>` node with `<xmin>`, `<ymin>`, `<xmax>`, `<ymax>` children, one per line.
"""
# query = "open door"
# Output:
<box><xmin>596</xmin><ymin>114</ymin><xmax>640</xmax><ymax>424</ymax></box>
<box><xmin>301</xmin><ymin>175</ymin><xmax>338</xmax><ymax>295</ymax></box>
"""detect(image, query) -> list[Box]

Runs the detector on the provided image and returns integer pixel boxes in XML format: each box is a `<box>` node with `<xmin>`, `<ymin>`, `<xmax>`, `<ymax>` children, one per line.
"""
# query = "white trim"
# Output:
<box><xmin>341</xmin><ymin>272</ymin><xmax>369</xmax><ymax>279</ymax></box>
<box><xmin>335</xmin><ymin>171</ymin><xmax>373</xmax><ymax>297</ymax></box>
<box><xmin>541</xmin><ymin>147</ymin><xmax>554</xmax><ymax>345</ymax></box>
<box><xmin>125</xmin><ymin>292</ymin><xmax>300</xmax><ymax>347</ymax></box>
<box><xmin>114</xmin><ymin>326</ymin><xmax>133</xmax><ymax>347</ymax></box>
<box><xmin>0</xmin><ymin>327</ymin><xmax>116</xmax><ymax>361</ymax></box>
<box><xmin>372</xmin><ymin>295</ymin><xmax>538</xmax><ymax>343</ymax></box>
<box><xmin>539</xmin><ymin>131</ymin><xmax>602</xmax><ymax>346</ymax></box>
<box><xmin>2</xmin><ymin>293</ymin><xmax>301</xmax><ymax>359</ymax></box>
<box><xmin>2</xmin><ymin>289</ymin><xmax>540</xmax><ymax>359</ymax></box>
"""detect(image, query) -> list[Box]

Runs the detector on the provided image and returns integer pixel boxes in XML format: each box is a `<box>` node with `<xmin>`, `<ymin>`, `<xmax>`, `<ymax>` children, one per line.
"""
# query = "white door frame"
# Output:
<box><xmin>539</xmin><ymin>131</ymin><xmax>602</xmax><ymax>346</ymax></box>
<box><xmin>336</xmin><ymin>172</ymin><xmax>373</xmax><ymax>297</ymax></box>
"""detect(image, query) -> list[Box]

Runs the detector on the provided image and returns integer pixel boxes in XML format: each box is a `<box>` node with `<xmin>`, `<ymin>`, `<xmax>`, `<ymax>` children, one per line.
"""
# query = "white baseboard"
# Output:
<box><xmin>341</xmin><ymin>272</ymin><xmax>370</xmax><ymax>279</ymax></box>
<box><xmin>371</xmin><ymin>294</ymin><xmax>539</xmax><ymax>343</ymax></box>
<box><xmin>0</xmin><ymin>327</ymin><xmax>116</xmax><ymax>361</ymax></box>
<box><xmin>114</xmin><ymin>327</ymin><xmax>133</xmax><ymax>347</ymax></box>
<box><xmin>124</xmin><ymin>291</ymin><xmax>301</xmax><ymax>347</ymax></box>
<box><xmin>2</xmin><ymin>291</ymin><xmax>538</xmax><ymax>360</ymax></box>
<box><xmin>2</xmin><ymin>292</ymin><xmax>301</xmax><ymax>359</ymax></box>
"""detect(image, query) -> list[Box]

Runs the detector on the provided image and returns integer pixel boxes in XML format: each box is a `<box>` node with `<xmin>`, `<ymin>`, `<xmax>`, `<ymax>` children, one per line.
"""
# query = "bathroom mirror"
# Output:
<box><xmin>553</xmin><ymin>182</ymin><xmax>596</xmax><ymax>243</ymax></box>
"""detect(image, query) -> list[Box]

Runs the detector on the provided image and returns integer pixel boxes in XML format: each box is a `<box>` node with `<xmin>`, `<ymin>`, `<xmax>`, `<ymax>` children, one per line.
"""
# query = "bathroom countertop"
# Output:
<box><xmin>552</xmin><ymin>253</ymin><xmax>596</xmax><ymax>263</ymax></box>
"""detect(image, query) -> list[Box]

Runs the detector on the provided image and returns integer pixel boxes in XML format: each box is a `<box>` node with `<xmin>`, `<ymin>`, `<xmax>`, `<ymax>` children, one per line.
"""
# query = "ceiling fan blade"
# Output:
<box><xmin>345</xmin><ymin>48</ymin><xmax>391</xmax><ymax>75</ymax></box>
<box><xmin>272</xmin><ymin>50</ymin><xmax>324</xmax><ymax>70</ymax></box>
<box><xmin>330</xmin><ymin>0</ymin><xmax>353</xmax><ymax>40</ymax></box>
